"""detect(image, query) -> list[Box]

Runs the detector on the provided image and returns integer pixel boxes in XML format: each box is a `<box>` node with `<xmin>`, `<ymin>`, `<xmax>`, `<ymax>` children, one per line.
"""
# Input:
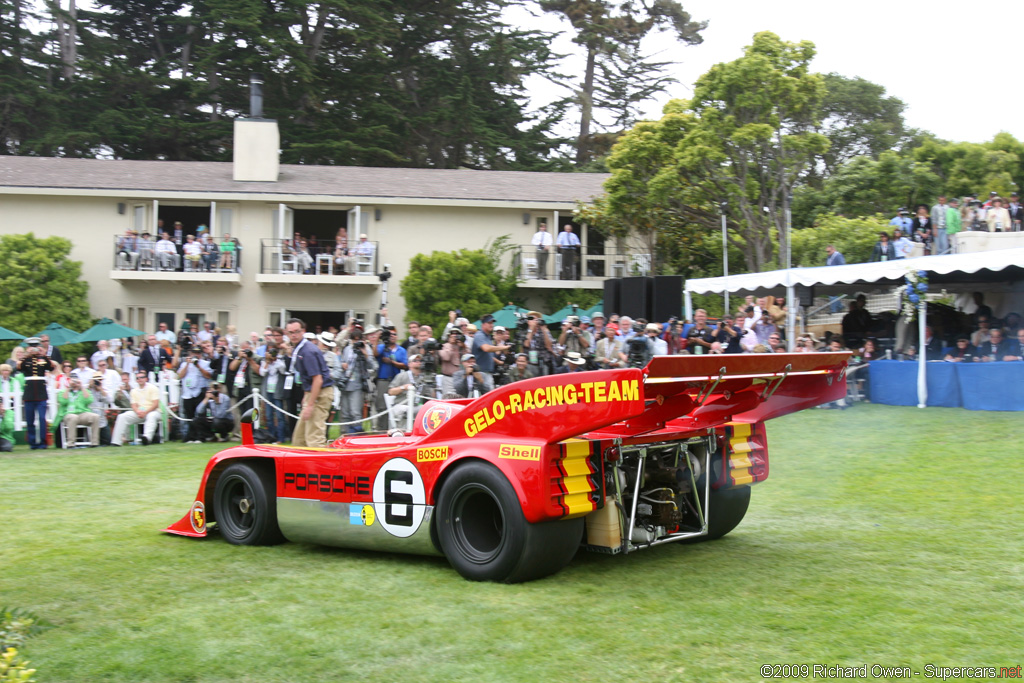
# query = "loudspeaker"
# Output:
<box><xmin>117</xmin><ymin>202</ymin><xmax>126</xmax><ymax>214</ymax></box>
<box><xmin>651</xmin><ymin>275</ymin><xmax>683</xmax><ymax>322</ymax></box>
<box><xmin>796</xmin><ymin>285</ymin><xmax>815</xmax><ymax>308</ymax></box>
<box><xmin>619</xmin><ymin>277</ymin><xmax>650</xmax><ymax>320</ymax></box>
<box><xmin>603</xmin><ymin>279</ymin><xmax>621</xmax><ymax>317</ymax></box>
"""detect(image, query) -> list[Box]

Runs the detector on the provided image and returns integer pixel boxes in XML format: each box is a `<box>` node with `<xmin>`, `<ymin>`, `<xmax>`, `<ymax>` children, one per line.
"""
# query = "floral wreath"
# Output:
<box><xmin>897</xmin><ymin>269</ymin><xmax>929</xmax><ymax>318</ymax></box>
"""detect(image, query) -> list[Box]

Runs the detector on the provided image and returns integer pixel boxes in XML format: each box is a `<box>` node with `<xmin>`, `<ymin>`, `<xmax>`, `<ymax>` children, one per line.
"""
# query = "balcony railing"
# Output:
<box><xmin>511</xmin><ymin>245</ymin><xmax>651</xmax><ymax>282</ymax></box>
<box><xmin>112</xmin><ymin>234</ymin><xmax>241</xmax><ymax>274</ymax></box>
<box><xmin>259</xmin><ymin>238</ymin><xmax>379</xmax><ymax>276</ymax></box>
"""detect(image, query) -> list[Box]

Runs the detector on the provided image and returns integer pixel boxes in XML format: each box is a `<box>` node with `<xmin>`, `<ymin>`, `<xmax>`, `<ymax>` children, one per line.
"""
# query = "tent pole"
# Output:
<box><xmin>917</xmin><ymin>300</ymin><xmax>927</xmax><ymax>408</ymax></box>
<box><xmin>684</xmin><ymin>290</ymin><xmax>693</xmax><ymax>322</ymax></box>
<box><xmin>786</xmin><ymin>284</ymin><xmax>796</xmax><ymax>351</ymax></box>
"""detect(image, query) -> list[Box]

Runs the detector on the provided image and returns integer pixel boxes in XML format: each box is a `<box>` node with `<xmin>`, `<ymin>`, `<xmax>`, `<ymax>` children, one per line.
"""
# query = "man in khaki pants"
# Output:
<box><xmin>284</xmin><ymin>318</ymin><xmax>336</xmax><ymax>447</ymax></box>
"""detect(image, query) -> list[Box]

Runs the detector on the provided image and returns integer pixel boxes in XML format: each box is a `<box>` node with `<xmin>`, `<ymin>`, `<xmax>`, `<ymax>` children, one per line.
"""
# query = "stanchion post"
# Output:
<box><xmin>406</xmin><ymin>384</ymin><xmax>414</xmax><ymax>432</ymax></box>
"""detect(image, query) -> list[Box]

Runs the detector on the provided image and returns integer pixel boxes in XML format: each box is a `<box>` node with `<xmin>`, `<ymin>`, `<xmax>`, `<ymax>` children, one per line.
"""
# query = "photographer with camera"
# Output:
<box><xmin>491</xmin><ymin>325</ymin><xmax>514</xmax><ymax>386</ymax></box>
<box><xmin>339</xmin><ymin>327</ymin><xmax>377</xmax><ymax>434</ymax></box>
<box><xmin>623</xmin><ymin>326</ymin><xmax>654</xmax><ymax>369</ymax></box>
<box><xmin>471</xmin><ymin>315</ymin><xmax>510</xmax><ymax>394</ymax></box>
<box><xmin>178</xmin><ymin>344</ymin><xmax>212</xmax><ymax>443</ymax></box>
<box><xmin>557</xmin><ymin>315</ymin><xmax>592</xmax><ymax>363</ymax></box>
<box><xmin>522</xmin><ymin>312</ymin><xmax>555</xmax><ymax>376</ymax></box>
<box><xmin>373</xmin><ymin>326</ymin><xmax>407</xmax><ymax>431</ymax></box>
<box><xmin>194</xmin><ymin>383</ymin><xmax>233</xmax><ymax>442</ymax></box>
<box><xmin>714</xmin><ymin>314</ymin><xmax>743</xmax><ymax>354</ymax></box>
<box><xmin>685</xmin><ymin>309</ymin><xmax>716</xmax><ymax>355</ymax></box>
<box><xmin>438</xmin><ymin>328</ymin><xmax>467</xmax><ymax>396</ymax></box>
<box><xmin>452</xmin><ymin>354</ymin><xmax>486</xmax><ymax>398</ymax></box>
<box><xmin>507</xmin><ymin>353</ymin><xmax>536</xmax><ymax>382</ymax></box>
<box><xmin>258</xmin><ymin>344</ymin><xmax>288</xmax><ymax>443</ymax></box>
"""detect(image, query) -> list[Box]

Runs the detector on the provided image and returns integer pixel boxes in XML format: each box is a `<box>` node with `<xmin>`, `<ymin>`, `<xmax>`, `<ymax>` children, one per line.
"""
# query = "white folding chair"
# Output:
<box><xmin>60</xmin><ymin>422</ymin><xmax>93</xmax><ymax>449</ymax></box>
<box><xmin>316</xmin><ymin>254</ymin><xmax>333</xmax><ymax>275</ymax></box>
<box><xmin>382</xmin><ymin>393</ymin><xmax>398</xmax><ymax>431</ymax></box>
<box><xmin>521</xmin><ymin>257</ymin><xmax>538</xmax><ymax>279</ymax></box>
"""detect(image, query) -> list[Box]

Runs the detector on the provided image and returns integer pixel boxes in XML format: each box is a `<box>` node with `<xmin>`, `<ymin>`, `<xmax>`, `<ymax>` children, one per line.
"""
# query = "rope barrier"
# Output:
<box><xmin>253</xmin><ymin>391</ymin><xmax>393</xmax><ymax>427</ymax></box>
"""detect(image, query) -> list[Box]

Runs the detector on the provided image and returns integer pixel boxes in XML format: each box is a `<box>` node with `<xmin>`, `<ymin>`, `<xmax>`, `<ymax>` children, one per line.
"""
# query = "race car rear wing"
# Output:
<box><xmin>420</xmin><ymin>353</ymin><xmax>849</xmax><ymax>444</ymax></box>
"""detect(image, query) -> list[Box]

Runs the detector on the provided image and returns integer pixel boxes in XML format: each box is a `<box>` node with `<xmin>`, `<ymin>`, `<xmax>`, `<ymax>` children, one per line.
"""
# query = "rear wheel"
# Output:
<box><xmin>213</xmin><ymin>462</ymin><xmax>285</xmax><ymax>545</ymax></box>
<box><xmin>435</xmin><ymin>461</ymin><xmax>582</xmax><ymax>583</ymax></box>
<box><xmin>704</xmin><ymin>485</ymin><xmax>751</xmax><ymax>540</ymax></box>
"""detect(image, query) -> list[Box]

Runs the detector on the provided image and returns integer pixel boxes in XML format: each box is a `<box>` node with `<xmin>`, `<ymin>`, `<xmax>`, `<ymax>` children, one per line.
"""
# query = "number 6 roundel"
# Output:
<box><xmin>372</xmin><ymin>458</ymin><xmax>427</xmax><ymax>538</ymax></box>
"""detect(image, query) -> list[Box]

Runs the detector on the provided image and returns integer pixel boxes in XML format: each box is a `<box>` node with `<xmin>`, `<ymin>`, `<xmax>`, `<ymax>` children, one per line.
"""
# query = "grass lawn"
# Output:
<box><xmin>1</xmin><ymin>405</ymin><xmax>1021</xmax><ymax>682</ymax></box>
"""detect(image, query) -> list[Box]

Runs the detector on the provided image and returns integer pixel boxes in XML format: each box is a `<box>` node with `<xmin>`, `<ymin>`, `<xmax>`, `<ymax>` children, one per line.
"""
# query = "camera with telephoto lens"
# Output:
<box><xmin>626</xmin><ymin>336</ymin><xmax>650</xmax><ymax>368</ymax></box>
<box><xmin>380</xmin><ymin>328</ymin><xmax>393</xmax><ymax>344</ymax></box>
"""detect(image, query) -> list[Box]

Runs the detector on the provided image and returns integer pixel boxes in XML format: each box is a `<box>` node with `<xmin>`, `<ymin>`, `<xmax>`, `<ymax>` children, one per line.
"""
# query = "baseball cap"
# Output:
<box><xmin>493</xmin><ymin>325</ymin><xmax>506</xmax><ymax>333</ymax></box>
<box><xmin>591</xmin><ymin>311</ymin><xmax>605</xmax><ymax>320</ymax></box>
<box><xmin>645</xmin><ymin>323</ymin><xmax>661</xmax><ymax>332</ymax></box>
<box><xmin>461</xmin><ymin>353</ymin><xmax>475</xmax><ymax>362</ymax></box>
<box><xmin>408</xmin><ymin>354</ymin><xmax>422</xmax><ymax>362</ymax></box>
<box><xmin>480</xmin><ymin>314</ymin><xmax>495</xmax><ymax>324</ymax></box>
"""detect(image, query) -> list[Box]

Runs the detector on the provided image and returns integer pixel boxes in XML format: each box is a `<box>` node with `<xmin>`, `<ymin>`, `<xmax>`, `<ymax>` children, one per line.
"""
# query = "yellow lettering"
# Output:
<box><xmin>621</xmin><ymin>379</ymin><xmax>639</xmax><ymax>402</ymax></box>
<box><xmin>498</xmin><ymin>444</ymin><xmax>541</xmax><ymax>461</ymax></box>
<box><xmin>417</xmin><ymin>446</ymin><xmax>450</xmax><ymax>462</ymax></box>
<box><xmin>498</xmin><ymin>445</ymin><xmax>510</xmax><ymax>458</ymax></box>
<box><xmin>523</xmin><ymin>390</ymin><xmax>536</xmax><ymax>411</ymax></box>
<box><xmin>607</xmin><ymin>381</ymin><xmax>621</xmax><ymax>402</ymax></box>
<box><xmin>564</xmin><ymin>387</ymin><xmax>577</xmax><ymax>405</ymax></box>
<box><xmin>534</xmin><ymin>388</ymin><xmax>547</xmax><ymax>409</ymax></box>
<box><xmin>594</xmin><ymin>381</ymin><xmax>607</xmax><ymax>402</ymax></box>
<box><xmin>465</xmin><ymin>418</ymin><xmax>478</xmax><ymax>437</ymax></box>
<box><xmin>493</xmin><ymin>400</ymin><xmax>506</xmax><ymax>421</ymax></box>
<box><xmin>474</xmin><ymin>411</ymin><xmax>488</xmax><ymax>433</ymax></box>
<box><xmin>509</xmin><ymin>393</ymin><xmax>522</xmax><ymax>414</ymax></box>
<box><xmin>580</xmin><ymin>382</ymin><xmax>594</xmax><ymax>403</ymax></box>
<box><xmin>548</xmin><ymin>384</ymin><xmax>563</xmax><ymax>407</ymax></box>
<box><xmin>483</xmin><ymin>406</ymin><xmax>496</xmax><ymax>426</ymax></box>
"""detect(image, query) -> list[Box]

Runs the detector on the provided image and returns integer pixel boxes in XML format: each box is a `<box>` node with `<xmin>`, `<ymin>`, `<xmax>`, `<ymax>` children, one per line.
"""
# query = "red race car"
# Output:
<box><xmin>166</xmin><ymin>353</ymin><xmax>849</xmax><ymax>582</ymax></box>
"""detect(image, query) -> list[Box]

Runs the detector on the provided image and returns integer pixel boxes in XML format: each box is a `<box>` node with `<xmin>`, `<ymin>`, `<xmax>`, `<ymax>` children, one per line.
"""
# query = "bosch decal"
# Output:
<box><xmin>416</xmin><ymin>446</ymin><xmax>450</xmax><ymax>462</ymax></box>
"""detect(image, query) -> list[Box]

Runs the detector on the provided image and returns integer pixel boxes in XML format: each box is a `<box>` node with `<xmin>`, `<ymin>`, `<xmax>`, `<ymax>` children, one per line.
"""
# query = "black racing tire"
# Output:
<box><xmin>435</xmin><ymin>461</ymin><xmax>583</xmax><ymax>583</ymax></box>
<box><xmin>213</xmin><ymin>462</ymin><xmax>285</xmax><ymax>546</ymax></box>
<box><xmin>705</xmin><ymin>485</ymin><xmax>751</xmax><ymax>540</ymax></box>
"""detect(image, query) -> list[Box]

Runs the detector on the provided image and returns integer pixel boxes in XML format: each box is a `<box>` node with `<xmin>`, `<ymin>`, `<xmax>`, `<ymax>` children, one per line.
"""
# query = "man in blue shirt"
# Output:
<box><xmin>889</xmin><ymin>208</ymin><xmax>912</xmax><ymax>233</ymax></box>
<box><xmin>373</xmin><ymin>327</ymin><xmax>407</xmax><ymax>431</ymax></box>
<box><xmin>473</xmin><ymin>314</ymin><xmax>512</xmax><ymax>394</ymax></box>
<box><xmin>555</xmin><ymin>224</ymin><xmax>582</xmax><ymax>280</ymax></box>
<box><xmin>285</xmin><ymin>317</ymin><xmax>335</xmax><ymax>447</ymax></box>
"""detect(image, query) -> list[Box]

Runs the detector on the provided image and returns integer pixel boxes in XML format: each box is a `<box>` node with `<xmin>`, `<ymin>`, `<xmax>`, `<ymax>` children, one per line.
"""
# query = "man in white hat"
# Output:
<box><xmin>354</xmin><ymin>233</ymin><xmax>375</xmax><ymax>259</ymax></box>
<box><xmin>562</xmin><ymin>351</ymin><xmax>587</xmax><ymax>372</ymax></box>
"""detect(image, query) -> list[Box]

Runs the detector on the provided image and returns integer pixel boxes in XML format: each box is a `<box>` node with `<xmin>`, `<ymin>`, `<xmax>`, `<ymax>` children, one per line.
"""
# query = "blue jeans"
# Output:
<box><xmin>264</xmin><ymin>395</ymin><xmax>287</xmax><ymax>442</ymax></box>
<box><xmin>24</xmin><ymin>400</ymin><xmax>48</xmax><ymax>448</ymax></box>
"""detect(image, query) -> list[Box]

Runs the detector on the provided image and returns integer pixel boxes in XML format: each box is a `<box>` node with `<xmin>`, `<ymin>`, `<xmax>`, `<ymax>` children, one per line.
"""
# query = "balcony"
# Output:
<box><xmin>511</xmin><ymin>245</ymin><xmax>651</xmax><ymax>289</ymax></box>
<box><xmin>109</xmin><ymin>234</ymin><xmax>241</xmax><ymax>284</ymax></box>
<box><xmin>254</xmin><ymin>238</ymin><xmax>381</xmax><ymax>286</ymax></box>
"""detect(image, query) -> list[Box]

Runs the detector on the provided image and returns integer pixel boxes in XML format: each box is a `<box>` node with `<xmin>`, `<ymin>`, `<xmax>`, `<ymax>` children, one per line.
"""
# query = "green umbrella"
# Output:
<box><xmin>473</xmin><ymin>304</ymin><xmax>532</xmax><ymax>329</ymax></box>
<box><xmin>71</xmin><ymin>318</ymin><xmax>146</xmax><ymax>344</ymax></box>
<box><xmin>0</xmin><ymin>326</ymin><xmax>25</xmax><ymax>341</ymax></box>
<box><xmin>31</xmin><ymin>323</ymin><xmax>80</xmax><ymax>346</ymax></box>
<box><xmin>583</xmin><ymin>302</ymin><xmax>604</xmax><ymax>319</ymax></box>
<box><xmin>543</xmin><ymin>304</ymin><xmax>585</xmax><ymax>325</ymax></box>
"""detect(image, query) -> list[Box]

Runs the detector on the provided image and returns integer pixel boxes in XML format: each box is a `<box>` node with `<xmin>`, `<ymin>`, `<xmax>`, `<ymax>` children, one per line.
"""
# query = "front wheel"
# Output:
<box><xmin>435</xmin><ymin>461</ymin><xmax>582</xmax><ymax>583</ymax></box>
<box><xmin>213</xmin><ymin>462</ymin><xmax>285</xmax><ymax>545</ymax></box>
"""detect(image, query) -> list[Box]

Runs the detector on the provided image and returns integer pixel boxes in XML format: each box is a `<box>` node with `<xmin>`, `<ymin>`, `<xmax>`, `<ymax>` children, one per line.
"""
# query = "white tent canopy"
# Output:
<box><xmin>684</xmin><ymin>247</ymin><xmax>1024</xmax><ymax>409</ymax></box>
<box><xmin>685</xmin><ymin>247</ymin><xmax>1024</xmax><ymax>296</ymax></box>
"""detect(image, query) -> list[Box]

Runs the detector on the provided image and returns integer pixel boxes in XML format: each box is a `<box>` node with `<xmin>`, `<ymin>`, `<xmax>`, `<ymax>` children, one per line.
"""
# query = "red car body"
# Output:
<box><xmin>166</xmin><ymin>353</ymin><xmax>849</xmax><ymax>582</ymax></box>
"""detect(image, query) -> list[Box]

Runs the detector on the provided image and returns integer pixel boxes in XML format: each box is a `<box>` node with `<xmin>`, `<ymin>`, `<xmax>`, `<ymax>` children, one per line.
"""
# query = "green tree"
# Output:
<box><xmin>912</xmin><ymin>137</ymin><xmax>1020</xmax><ymax>198</ymax></box>
<box><xmin>790</xmin><ymin>214</ymin><xmax>887</xmax><ymax>268</ymax></box>
<box><xmin>811</xmin><ymin>73</ymin><xmax>908</xmax><ymax>180</ymax></box>
<box><xmin>0</xmin><ymin>234</ymin><xmax>93</xmax><ymax>359</ymax></box>
<box><xmin>400</xmin><ymin>249</ymin><xmax>505</xmax><ymax>332</ymax></box>
<box><xmin>538</xmin><ymin>0</ymin><xmax>705</xmax><ymax>166</ymax></box>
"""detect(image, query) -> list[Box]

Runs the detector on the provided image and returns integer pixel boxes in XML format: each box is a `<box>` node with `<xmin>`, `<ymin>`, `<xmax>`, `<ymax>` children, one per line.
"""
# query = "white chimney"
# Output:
<box><xmin>233</xmin><ymin>74</ymin><xmax>280</xmax><ymax>182</ymax></box>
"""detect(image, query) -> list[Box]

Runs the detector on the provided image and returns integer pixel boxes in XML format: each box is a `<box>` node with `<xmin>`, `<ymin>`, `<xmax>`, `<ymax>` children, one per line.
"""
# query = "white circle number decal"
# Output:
<box><xmin>372</xmin><ymin>458</ymin><xmax>426</xmax><ymax>538</ymax></box>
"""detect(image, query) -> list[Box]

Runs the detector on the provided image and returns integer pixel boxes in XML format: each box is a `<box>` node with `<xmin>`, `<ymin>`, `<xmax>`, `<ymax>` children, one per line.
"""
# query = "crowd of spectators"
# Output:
<box><xmin>116</xmin><ymin>219</ymin><xmax>241</xmax><ymax>273</ymax></box>
<box><xmin>282</xmin><ymin>228</ymin><xmax>376</xmax><ymax>275</ymax></box>
<box><xmin>3</xmin><ymin>292</ymin><xmax>1021</xmax><ymax>449</ymax></box>
<box><xmin>858</xmin><ymin>194</ymin><xmax>1024</xmax><ymax>262</ymax></box>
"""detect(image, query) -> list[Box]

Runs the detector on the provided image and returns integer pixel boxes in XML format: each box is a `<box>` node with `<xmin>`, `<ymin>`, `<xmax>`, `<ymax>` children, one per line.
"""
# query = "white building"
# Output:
<box><xmin>0</xmin><ymin>120</ymin><xmax>647</xmax><ymax>336</ymax></box>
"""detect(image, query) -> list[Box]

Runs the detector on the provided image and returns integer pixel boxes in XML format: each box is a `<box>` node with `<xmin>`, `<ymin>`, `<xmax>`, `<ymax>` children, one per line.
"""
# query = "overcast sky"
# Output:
<box><xmin>512</xmin><ymin>0</ymin><xmax>1024</xmax><ymax>144</ymax></box>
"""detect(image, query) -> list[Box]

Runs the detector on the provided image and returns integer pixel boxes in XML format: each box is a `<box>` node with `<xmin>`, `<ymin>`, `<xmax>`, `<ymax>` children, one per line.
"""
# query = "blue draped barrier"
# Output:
<box><xmin>868</xmin><ymin>360</ymin><xmax>961</xmax><ymax>407</ymax></box>
<box><xmin>955</xmin><ymin>362</ymin><xmax>1024</xmax><ymax>411</ymax></box>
